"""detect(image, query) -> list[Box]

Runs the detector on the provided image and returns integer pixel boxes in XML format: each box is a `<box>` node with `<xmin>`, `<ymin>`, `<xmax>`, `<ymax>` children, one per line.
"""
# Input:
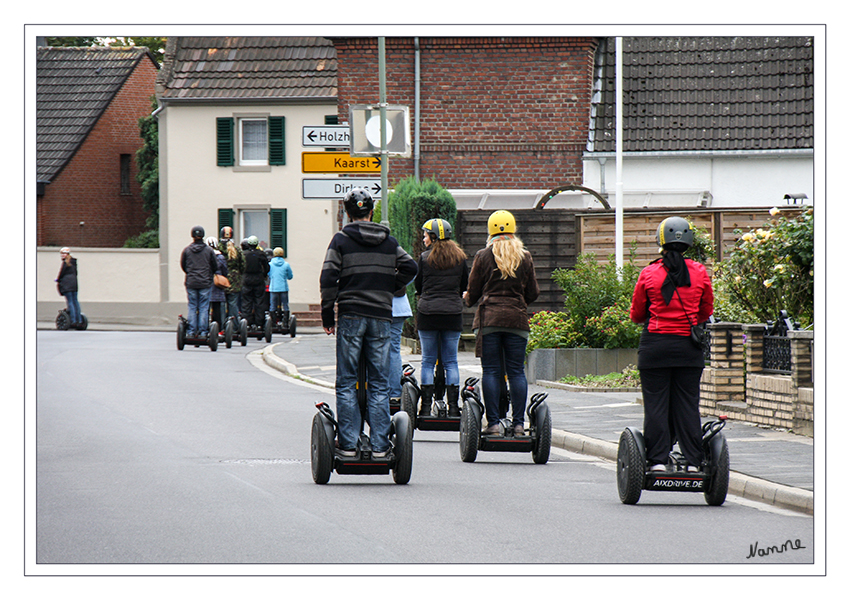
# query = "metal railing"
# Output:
<box><xmin>762</xmin><ymin>310</ymin><xmax>798</xmax><ymax>374</ymax></box>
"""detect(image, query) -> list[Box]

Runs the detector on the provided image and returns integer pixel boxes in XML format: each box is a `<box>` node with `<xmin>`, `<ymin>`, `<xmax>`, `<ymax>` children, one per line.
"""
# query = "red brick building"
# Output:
<box><xmin>332</xmin><ymin>37</ymin><xmax>598</xmax><ymax>193</ymax></box>
<box><xmin>37</xmin><ymin>46</ymin><xmax>159</xmax><ymax>248</ymax></box>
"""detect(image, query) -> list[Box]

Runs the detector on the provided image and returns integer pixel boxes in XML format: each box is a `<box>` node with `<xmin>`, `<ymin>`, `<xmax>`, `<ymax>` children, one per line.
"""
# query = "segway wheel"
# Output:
<box><xmin>391</xmin><ymin>411</ymin><xmax>413</xmax><ymax>484</ymax></box>
<box><xmin>240</xmin><ymin>319</ymin><xmax>248</xmax><ymax>346</ymax></box>
<box><xmin>176</xmin><ymin>319</ymin><xmax>186</xmax><ymax>351</ymax></box>
<box><xmin>55</xmin><ymin>309</ymin><xmax>70</xmax><ymax>331</ymax></box>
<box><xmin>704</xmin><ymin>433</ymin><xmax>730</xmax><ymax>506</ymax></box>
<box><xmin>224</xmin><ymin>319</ymin><xmax>234</xmax><ymax>348</ymax></box>
<box><xmin>400</xmin><ymin>381</ymin><xmax>418</xmax><ymax>439</ymax></box>
<box><xmin>289</xmin><ymin>315</ymin><xmax>297</xmax><ymax>338</ymax></box>
<box><xmin>310</xmin><ymin>413</ymin><xmax>333</xmax><ymax>484</ymax></box>
<box><xmin>459</xmin><ymin>401</ymin><xmax>480</xmax><ymax>463</ymax></box>
<box><xmin>264</xmin><ymin>317</ymin><xmax>273</xmax><ymax>343</ymax></box>
<box><xmin>76</xmin><ymin>314</ymin><xmax>88</xmax><ymax>330</ymax></box>
<box><xmin>531</xmin><ymin>402</ymin><xmax>552</xmax><ymax>465</ymax></box>
<box><xmin>209</xmin><ymin>322</ymin><xmax>219</xmax><ymax>351</ymax></box>
<box><xmin>617</xmin><ymin>429</ymin><xmax>644</xmax><ymax>505</ymax></box>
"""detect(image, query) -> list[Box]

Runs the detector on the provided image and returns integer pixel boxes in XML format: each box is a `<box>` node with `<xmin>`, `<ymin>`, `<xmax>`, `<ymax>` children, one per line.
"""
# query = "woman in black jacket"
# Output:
<box><xmin>414</xmin><ymin>219</ymin><xmax>469</xmax><ymax>418</ymax></box>
<box><xmin>56</xmin><ymin>247</ymin><xmax>82</xmax><ymax>327</ymax></box>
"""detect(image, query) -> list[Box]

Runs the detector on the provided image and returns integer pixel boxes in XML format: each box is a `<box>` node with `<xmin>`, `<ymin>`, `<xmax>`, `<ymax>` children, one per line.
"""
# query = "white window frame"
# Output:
<box><xmin>235</xmin><ymin>114</ymin><xmax>270</xmax><ymax>168</ymax></box>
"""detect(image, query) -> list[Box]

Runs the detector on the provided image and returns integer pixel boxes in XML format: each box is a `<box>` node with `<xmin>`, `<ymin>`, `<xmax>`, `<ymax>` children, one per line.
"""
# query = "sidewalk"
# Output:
<box><xmin>265</xmin><ymin>332</ymin><xmax>814</xmax><ymax>515</ymax></box>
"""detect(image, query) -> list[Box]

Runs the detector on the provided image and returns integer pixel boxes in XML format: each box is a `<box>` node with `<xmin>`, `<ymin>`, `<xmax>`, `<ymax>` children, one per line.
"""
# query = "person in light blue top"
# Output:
<box><xmin>268</xmin><ymin>247</ymin><xmax>294</xmax><ymax>321</ymax></box>
<box><xmin>389</xmin><ymin>285</ymin><xmax>414</xmax><ymax>403</ymax></box>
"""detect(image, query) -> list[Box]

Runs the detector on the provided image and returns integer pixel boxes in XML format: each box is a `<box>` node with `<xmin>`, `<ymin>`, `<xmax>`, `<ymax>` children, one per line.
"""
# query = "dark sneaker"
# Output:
<box><xmin>513</xmin><ymin>424</ymin><xmax>525</xmax><ymax>436</ymax></box>
<box><xmin>483</xmin><ymin>424</ymin><xmax>501</xmax><ymax>435</ymax></box>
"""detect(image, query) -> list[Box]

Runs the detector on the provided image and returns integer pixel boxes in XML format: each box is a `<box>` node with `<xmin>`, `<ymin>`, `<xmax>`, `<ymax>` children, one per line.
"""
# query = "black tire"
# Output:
<box><xmin>289</xmin><ymin>315</ymin><xmax>297</xmax><ymax>338</ymax></box>
<box><xmin>55</xmin><ymin>309</ymin><xmax>70</xmax><ymax>331</ymax></box>
<box><xmin>617</xmin><ymin>429</ymin><xmax>644</xmax><ymax>505</ymax></box>
<box><xmin>264</xmin><ymin>317</ymin><xmax>273</xmax><ymax>343</ymax></box>
<box><xmin>240</xmin><ymin>319</ymin><xmax>248</xmax><ymax>346</ymax></box>
<box><xmin>531</xmin><ymin>403</ymin><xmax>552</xmax><ymax>465</ymax></box>
<box><xmin>704</xmin><ymin>434</ymin><xmax>730</xmax><ymax>506</ymax></box>
<box><xmin>176</xmin><ymin>320</ymin><xmax>185</xmax><ymax>351</ymax></box>
<box><xmin>310</xmin><ymin>413</ymin><xmax>333</xmax><ymax>484</ymax></box>
<box><xmin>76</xmin><ymin>314</ymin><xmax>88</xmax><ymax>330</ymax></box>
<box><xmin>224</xmin><ymin>319</ymin><xmax>234</xmax><ymax>348</ymax></box>
<box><xmin>459</xmin><ymin>401</ymin><xmax>480</xmax><ymax>463</ymax></box>
<box><xmin>391</xmin><ymin>412</ymin><xmax>413</xmax><ymax>484</ymax></box>
<box><xmin>209</xmin><ymin>322</ymin><xmax>219</xmax><ymax>351</ymax></box>
<box><xmin>400</xmin><ymin>381</ymin><xmax>418</xmax><ymax>438</ymax></box>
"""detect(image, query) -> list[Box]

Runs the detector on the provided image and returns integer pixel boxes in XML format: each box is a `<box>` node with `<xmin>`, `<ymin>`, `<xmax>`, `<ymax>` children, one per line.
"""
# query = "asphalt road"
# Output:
<box><xmin>34</xmin><ymin>331</ymin><xmax>815</xmax><ymax>573</ymax></box>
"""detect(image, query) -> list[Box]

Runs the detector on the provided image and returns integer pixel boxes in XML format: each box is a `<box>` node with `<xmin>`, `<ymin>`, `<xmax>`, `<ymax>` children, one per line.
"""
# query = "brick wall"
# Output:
<box><xmin>37</xmin><ymin>57</ymin><xmax>158</xmax><ymax>248</ymax></box>
<box><xmin>333</xmin><ymin>37</ymin><xmax>598</xmax><ymax>189</ymax></box>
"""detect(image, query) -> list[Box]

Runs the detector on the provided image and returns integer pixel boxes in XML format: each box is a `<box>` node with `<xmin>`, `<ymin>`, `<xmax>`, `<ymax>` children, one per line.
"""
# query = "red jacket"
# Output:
<box><xmin>630</xmin><ymin>258</ymin><xmax>714</xmax><ymax>336</ymax></box>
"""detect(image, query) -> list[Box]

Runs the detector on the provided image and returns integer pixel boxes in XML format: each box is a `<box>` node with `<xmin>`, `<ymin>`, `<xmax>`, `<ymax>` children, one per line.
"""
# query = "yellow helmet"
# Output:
<box><xmin>487</xmin><ymin>210</ymin><xmax>516</xmax><ymax>235</ymax></box>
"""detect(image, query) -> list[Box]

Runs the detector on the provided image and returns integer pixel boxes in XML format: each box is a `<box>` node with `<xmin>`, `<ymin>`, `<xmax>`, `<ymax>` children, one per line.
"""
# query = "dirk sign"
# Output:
<box><xmin>301</xmin><ymin>178</ymin><xmax>382</xmax><ymax>200</ymax></box>
<box><xmin>301</xmin><ymin>125</ymin><xmax>350</xmax><ymax>148</ymax></box>
<box><xmin>301</xmin><ymin>152</ymin><xmax>381</xmax><ymax>174</ymax></box>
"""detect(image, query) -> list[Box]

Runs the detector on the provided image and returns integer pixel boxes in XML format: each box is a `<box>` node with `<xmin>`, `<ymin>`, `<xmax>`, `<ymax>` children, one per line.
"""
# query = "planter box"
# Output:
<box><xmin>526</xmin><ymin>347</ymin><xmax>639</xmax><ymax>383</ymax></box>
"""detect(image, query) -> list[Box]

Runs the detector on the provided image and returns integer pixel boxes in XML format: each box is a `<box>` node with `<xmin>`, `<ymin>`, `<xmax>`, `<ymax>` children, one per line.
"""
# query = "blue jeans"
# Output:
<box><xmin>335</xmin><ymin>315</ymin><xmax>392</xmax><ymax>453</ymax></box>
<box><xmin>225</xmin><ymin>292</ymin><xmax>241</xmax><ymax>321</ymax></box>
<box><xmin>480</xmin><ymin>331</ymin><xmax>528</xmax><ymax>427</ymax></box>
<box><xmin>186</xmin><ymin>287</ymin><xmax>212</xmax><ymax>336</ymax></box>
<box><xmin>389</xmin><ymin>316</ymin><xmax>407</xmax><ymax>398</ymax></box>
<box><xmin>270</xmin><ymin>291</ymin><xmax>290</xmax><ymax>312</ymax></box>
<box><xmin>418</xmin><ymin>329</ymin><xmax>462</xmax><ymax>386</ymax></box>
<box><xmin>64</xmin><ymin>291</ymin><xmax>81</xmax><ymax>323</ymax></box>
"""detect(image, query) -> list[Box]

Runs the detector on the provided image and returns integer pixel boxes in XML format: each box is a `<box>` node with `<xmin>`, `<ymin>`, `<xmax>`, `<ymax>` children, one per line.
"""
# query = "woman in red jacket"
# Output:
<box><xmin>630</xmin><ymin>217</ymin><xmax>714</xmax><ymax>473</ymax></box>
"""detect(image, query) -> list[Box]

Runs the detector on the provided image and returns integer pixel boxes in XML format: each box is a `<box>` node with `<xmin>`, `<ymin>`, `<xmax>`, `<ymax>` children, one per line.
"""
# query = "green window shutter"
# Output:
<box><xmin>270</xmin><ymin>208</ymin><xmax>287</xmax><ymax>253</ymax></box>
<box><xmin>218</xmin><ymin>208</ymin><xmax>234</xmax><ymax>234</ymax></box>
<box><xmin>268</xmin><ymin>116</ymin><xmax>286</xmax><ymax>165</ymax></box>
<box><xmin>324</xmin><ymin>114</ymin><xmax>339</xmax><ymax>125</ymax></box>
<box><xmin>216</xmin><ymin>117</ymin><xmax>234</xmax><ymax>166</ymax></box>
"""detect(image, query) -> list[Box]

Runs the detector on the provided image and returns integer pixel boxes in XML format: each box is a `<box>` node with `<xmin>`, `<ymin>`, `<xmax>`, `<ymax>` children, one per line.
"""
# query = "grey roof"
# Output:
<box><xmin>37</xmin><ymin>46</ymin><xmax>157</xmax><ymax>183</ymax></box>
<box><xmin>157</xmin><ymin>37</ymin><xmax>337</xmax><ymax>102</ymax></box>
<box><xmin>587</xmin><ymin>37</ymin><xmax>814</xmax><ymax>153</ymax></box>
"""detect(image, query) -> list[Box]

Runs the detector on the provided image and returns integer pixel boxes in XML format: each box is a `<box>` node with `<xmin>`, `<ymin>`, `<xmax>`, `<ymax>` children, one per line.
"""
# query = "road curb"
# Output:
<box><xmin>262</xmin><ymin>344</ymin><xmax>813</xmax><ymax>515</ymax></box>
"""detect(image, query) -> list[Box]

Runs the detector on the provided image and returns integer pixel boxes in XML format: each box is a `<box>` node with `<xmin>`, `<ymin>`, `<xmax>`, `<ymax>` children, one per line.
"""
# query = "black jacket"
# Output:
<box><xmin>57</xmin><ymin>257</ymin><xmax>78</xmax><ymax>295</ymax></box>
<box><xmin>180</xmin><ymin>240</ymin><xmax>217</xmax><ymax>289</ymax></box>
<box><xmin>415</xmin><ymin>249</ymin><xmax>469</xmax><ymax>315</ymax></box>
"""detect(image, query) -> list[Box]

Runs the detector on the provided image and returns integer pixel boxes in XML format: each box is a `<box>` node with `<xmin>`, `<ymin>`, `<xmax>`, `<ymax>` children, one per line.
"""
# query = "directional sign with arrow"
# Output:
<box><xmin>302</xmin><ymin>125</ymin><xmax>350</xmax><ymax>148</ymax></box>
<box><xmin>301</xmin><ymin>152</ymin><xmax>381</xmax><ymax>174</ymax></box>
<box><xmin>301</xmin><ymin>178</ymin><xmax>382</xmax><ymax>200</ymax></box>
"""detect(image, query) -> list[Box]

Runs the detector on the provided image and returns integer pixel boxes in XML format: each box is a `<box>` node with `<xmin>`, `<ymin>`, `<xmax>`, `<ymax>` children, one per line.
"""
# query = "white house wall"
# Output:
<box><xmin>160</xmin><ymin>102</ymin><xmax>339</xmax><ymax>310</ymax></box>
<box><xmin>582</xmin><ymin>155</ymin><xmax>814</xmax><ymax>208</ymax></box>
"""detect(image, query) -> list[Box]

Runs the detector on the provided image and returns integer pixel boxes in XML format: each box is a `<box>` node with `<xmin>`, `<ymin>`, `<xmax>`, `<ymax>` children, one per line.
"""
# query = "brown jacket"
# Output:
<box><xmin>465</xmin><ymin>245</ymin><xmax>539</xmax><ymax>354</ymax></box>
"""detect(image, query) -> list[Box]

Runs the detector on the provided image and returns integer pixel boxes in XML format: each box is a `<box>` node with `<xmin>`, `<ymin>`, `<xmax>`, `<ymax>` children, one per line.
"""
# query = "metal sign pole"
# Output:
<box><xmin>378</xmin><ymin>37</ymin><xmax>389</xmax><ymax>228</ymax></box>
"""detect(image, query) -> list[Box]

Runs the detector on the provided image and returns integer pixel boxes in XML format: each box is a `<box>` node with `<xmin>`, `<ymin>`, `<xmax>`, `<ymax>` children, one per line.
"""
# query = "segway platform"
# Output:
<box><xmin>176</xmin><ymin>315</ymin><xmax>219</xmax><ymax>351</ymax></box>
<box><xmin>617</xmin><ymin>416</ymin><xmax>730</xmax><ymax>506</ymax></box>
<box><xmin>269</xmin><ymin>311</ymin><xmax>297</xmax><ymax>338</ymax></box>
<box><xmin>459</xmin><ymin>377</ymin><xmax>552</xmax><ymax>464</ymax></box>
<box><xmin>399</xmin><ymin>361</ymin><xmax>463</xmax><ymax>436</ymax></box>
<box><xmin>222</xmin><ymin>316</ymin><xmax>249</xmax><ymax>348</ymax></box>
<box><xmin>244</xmin><ymin>313</ymin><xmax>273</xmax><ymax>343</ymax></box>
<box><xmin>55</xmin><ymin>308</ymin><xmax>88</xmax><ymax>330</ymax></box>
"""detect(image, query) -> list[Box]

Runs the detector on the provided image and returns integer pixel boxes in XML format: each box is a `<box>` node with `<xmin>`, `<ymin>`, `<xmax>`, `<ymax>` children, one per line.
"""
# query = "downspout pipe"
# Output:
<box><xmin>414</xmin><ymin>37</ymin><xmax>421</xmax><ymax>181</ymax></box>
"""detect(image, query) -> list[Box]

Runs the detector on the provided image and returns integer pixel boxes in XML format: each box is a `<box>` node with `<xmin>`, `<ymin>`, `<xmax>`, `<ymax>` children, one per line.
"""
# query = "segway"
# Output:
<box><xmin>55</xmin><ymin>308</ymin><xmax>88</xmax><ymax>330</ymax></box>
<box><xmin>459</xmin><ymin>376</ymin><xmax>552</xmax><ymax>464</ymax></box>
<box><xmin>616</xmin><ymin>416</ymin><xmax>730</xmax><ymax>506</ymax></box>
<box><xmin>245</xmin><ymin>312</ymin><xmax>273</xmax><ymax>343</ymax></box>
<box><xmin>223</xmin><ymin>315</ymin><xmax>249</xmax><ymax>347</ymax></box>
<box><xmin>400</xmin><ymin>345</ymin><xmax>463</xmax><ymax>438</ymax></box>
<box><xmin>311</xmin><ymin>350</ymin><xmax>413</xmax><ymax>484</ymax></box>
<box><xmin>269</xmin><ymin>309</ymin><xmax>297</xmax><ymax>338</ymax></box>
<box><xmin>391</xmin><ymin>363</ymin><xmax>418</xmax><ymax>416</ymax></box>
<box><xmin>176</xmin><ymin>315</ymin><xmax>219</xmax><ymax>351</ymax></box>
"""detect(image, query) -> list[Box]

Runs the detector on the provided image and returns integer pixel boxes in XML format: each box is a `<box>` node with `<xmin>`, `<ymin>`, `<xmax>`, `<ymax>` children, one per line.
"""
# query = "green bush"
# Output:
<box><xmin>123</xmin><ymin>229</ymin><xmax>159</xmax><ymax>248</ymax></box>
<box><xmin>713</xmin><ymin>207</ymin><xmax>814</xmax><ymax>327</ymax></box>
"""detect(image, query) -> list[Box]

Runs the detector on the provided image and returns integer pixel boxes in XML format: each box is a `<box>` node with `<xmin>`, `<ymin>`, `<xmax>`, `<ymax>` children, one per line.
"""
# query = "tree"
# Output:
<box><xmin>124</xmin><ymin>97</ymin><xmax>159</xmax><ymax>248</ymax></box>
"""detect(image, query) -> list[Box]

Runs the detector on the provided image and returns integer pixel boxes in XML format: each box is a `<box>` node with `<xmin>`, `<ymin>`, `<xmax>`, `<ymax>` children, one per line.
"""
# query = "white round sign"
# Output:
<box><xmin>365</xmin><ymin>115</ymin><xmax>393</xmax><ymax>148</ymax></box>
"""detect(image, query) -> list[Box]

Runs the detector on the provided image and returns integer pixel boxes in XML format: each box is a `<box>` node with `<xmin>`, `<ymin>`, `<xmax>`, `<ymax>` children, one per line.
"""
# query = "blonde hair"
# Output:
<box><xmin>226</xmin><ymin>240</ymin><xmax>238</xmax><ymax>261</ymax></box>
<box><xmin>488</xmin><ymin>234</ymin><xmax>526</xmax><ymax>279</ymax></box>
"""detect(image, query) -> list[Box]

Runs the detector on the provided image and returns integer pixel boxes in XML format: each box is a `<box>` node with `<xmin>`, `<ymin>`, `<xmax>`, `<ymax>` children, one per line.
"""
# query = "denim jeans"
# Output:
<box><xmin>335</xmin><ymin>315</ymin><xmax>392</xmax><ymax>453</ymax></box>
<box><xmin>225</xmin><ymin>292</ymin><xmax>241</xmax><ymax>321</ymax></box>
<box><xmin>389</xmin><ymin>316</ymin><xmax>407</xmax><ymax>398</ymax></box>
<box><xmin>269</xmin><ymin>291</ymin><xmax>290</xmax><ymax>312</ymax></box>
<box><xmin>186</xmin><ymin>286</ymin><xmax>212</xmax><ymax>336</ymax></box>
<box><xmin>480</xmin><ymin>331</ymin><xmax>528</xmax><ymax>427</ymax></box>
<box><xmin>64</xmin><ymin>291</ymin><xmax>81</xmax><ymax>323</ymax></box>
<box><xmin>418</xmin><ymin>329</ymin><xmax>462</xmax><ymax>386</ymax></box>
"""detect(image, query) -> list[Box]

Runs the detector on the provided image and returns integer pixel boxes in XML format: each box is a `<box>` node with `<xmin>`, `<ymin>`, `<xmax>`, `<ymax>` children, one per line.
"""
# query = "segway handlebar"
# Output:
<box><xmin>526</xmin><ymin>392</ymin><xmax>548</xmax><ymax>419</ymax></box>
<box><xmin>701</xmin><ymin>415</ymin><xmax>727</xmax><ymax>444</ymax></box>
<box><xmin>315</xmin><ymin>402</ymin><xmax>339</xmax><ymax>427</ymax></box>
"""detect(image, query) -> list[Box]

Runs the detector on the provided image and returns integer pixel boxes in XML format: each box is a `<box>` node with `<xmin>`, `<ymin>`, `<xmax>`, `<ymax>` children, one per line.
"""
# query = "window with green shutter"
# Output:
<box><xmin>218</xmin><ymin>209</ymin><xmax>235</xmax><ymax>236</ymax></box>
<box><xmin>216</xmin><ymin>118</ymin><xmax>234</xmax><ymax>166</ymax></box>
<box><xmin>270</xmin><ymin>208</ymin><xmax>287</xmax><ymax>253</ymax></box>
<box><xmin>268</xmin><ymin>116</ymin><xmax>285</xmax><ymax>165</ymax></box>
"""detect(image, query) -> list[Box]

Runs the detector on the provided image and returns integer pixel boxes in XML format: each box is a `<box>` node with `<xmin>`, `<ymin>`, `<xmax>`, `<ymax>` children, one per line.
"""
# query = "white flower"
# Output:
<box><xmin>769</xmin><ymin>207</ymin><xmax>780</xmax><ymax>216</ymax></box>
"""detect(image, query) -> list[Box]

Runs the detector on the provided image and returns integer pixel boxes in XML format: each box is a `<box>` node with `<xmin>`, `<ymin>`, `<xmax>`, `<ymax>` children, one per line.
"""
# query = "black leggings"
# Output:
<box><xmin>640</xmin><ymin>366</ymin><xmax>704</xmax><ymax>466</ymax></box>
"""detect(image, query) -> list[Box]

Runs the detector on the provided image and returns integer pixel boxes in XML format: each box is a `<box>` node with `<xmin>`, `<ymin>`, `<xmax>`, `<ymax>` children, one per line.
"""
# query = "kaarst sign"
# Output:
<box><xmin>302</xmin><ymin>178</ymin><xmax>382</xmax><ymax>200</ymax></box>
<box><xmin>301</xmin><ymin>152</ymin><xmax>381</xmax><ymax>174</ymax></box>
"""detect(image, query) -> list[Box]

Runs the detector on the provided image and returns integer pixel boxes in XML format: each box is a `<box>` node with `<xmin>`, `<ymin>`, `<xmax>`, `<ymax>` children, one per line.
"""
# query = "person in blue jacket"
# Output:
<box><xmin>269</xmin><ymin>247</ymin><xmax>294</xmax><ymax>323</ymax></box>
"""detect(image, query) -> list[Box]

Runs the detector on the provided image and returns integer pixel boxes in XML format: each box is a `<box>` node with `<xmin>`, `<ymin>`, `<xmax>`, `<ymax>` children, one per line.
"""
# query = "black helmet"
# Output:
<box><xmin>343</xmin><ymin>187</ymin><xmax>374</xmax><ymax>219</ymax></box>
<box><xmin>191</xmin><ymin>225</ymin><xmax>205</xmax><ymax>239</ymax></box>
<box><xmin>656</xmin><ymin>217</ymin><xmax>694</xmax><ymax>249</ymax></box>
<box><xmin>220</xmin><ymin>226</ymin><xmax>233</xmax><ymax>240</ymax></box>
<box><xmin>422</xmin><ymin>218</ymin><xmax>453</xmax><ymax>241</ymax></box>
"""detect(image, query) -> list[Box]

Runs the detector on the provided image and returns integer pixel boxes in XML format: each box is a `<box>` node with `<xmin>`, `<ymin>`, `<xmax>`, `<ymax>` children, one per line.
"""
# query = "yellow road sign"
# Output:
<box><xmin>301</xmin><ymin>152</ymin><xmax>381</xmax><ymax>174</ymax></box>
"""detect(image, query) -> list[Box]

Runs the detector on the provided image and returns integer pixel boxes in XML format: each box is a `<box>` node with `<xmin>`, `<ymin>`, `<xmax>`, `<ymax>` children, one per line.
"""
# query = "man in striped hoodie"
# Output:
<box><xmin>320</xmin><ymin>188</ymin><xmax>418</xmax><ymax>458</ymax></box>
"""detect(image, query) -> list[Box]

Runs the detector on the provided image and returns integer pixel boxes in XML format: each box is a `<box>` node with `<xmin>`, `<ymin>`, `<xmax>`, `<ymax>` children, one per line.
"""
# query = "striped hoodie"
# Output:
<box><xmin>320</xmin><ymin>221</ymin><xmax>417</xmax><ymax>329</ymax></box>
